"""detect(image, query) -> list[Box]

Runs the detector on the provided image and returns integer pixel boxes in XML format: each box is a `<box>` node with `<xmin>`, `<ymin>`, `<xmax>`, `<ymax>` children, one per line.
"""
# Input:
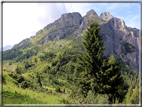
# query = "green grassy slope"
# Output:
<box><xmin>3</xmin><ymin>71</ymin><xmax>70</xmax><ymax>104</ymax></box>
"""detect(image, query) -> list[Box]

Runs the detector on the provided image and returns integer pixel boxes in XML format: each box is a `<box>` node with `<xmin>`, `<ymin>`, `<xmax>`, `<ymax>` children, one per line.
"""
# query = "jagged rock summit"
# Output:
<box><xmin>86</xmin><ymin>9</ymin><xmax>98</xmax><ymax>17</ymax></box>
<box><xmin>44</xmin><ymin>12</ymin><xmax>83</xmax><ymax>30</ymax></box>
<box><xmin>100</xmin><ymin>12</ymin><xmax>114</xmax><ymax>21</ymax></box>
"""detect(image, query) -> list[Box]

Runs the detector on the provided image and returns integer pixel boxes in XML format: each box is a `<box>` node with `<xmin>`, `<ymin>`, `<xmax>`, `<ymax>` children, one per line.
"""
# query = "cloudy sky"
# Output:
<box><xmin>3</xmin><ymin>3</ymin><xmax>140</xmax><ymax>47</ymax></box>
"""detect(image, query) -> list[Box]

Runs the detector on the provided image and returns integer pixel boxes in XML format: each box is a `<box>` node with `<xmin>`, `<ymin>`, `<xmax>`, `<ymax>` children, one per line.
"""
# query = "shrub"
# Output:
<box><xmin>17</xmin><ymin>75</ymin><xmax>25</xmax><ymax>83</ymax></box>
<box><xmin>86</xmin><ymin>90</ymin><xmax>97</xmax><ymax>104</ymax></box>
<box><xmin>55</xmin><ymin>87</ymin><xmax>61</xmax><ymax>93</ymax></box>
<box><xmin>48</xmin><ymin>89</ymin><xmax>52</xmax><ymax>93</ymax></box>
<box><xmin>60</xmin><ymin>98</ymin><xmax>70</xmax><ymax>104</ymax></box>
<box><xmin>86</xmin><ymin>90</ymin><xmax>109</xmax><ymax>104</ymax></box>
<box><xmin>21</xmin><ymin>81</ymin><xmax>29</xmax><ymax>89</ymax></box>
<box><xmin>63</xmin><ymin>88</ymin><xmax>65</xmax><ymax>93</ymax></box>
<box><xmin>2</xmin><ymin>75</ymin><xmax>6</xmax><ymax>84</ymax></box>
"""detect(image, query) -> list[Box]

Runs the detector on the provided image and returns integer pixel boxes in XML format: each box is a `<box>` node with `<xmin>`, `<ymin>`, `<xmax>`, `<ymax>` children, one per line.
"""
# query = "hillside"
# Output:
<box><xmin>2</xmin><ymin>9</ymin><xmax>140</xmax><ymax>104</ymax></box>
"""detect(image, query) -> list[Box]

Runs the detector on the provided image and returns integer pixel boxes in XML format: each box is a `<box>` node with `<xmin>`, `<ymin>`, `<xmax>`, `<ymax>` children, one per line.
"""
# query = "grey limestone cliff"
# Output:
<box><xmin>100</xmin><ymin>12</ymin><xmax>114</xmax><ymax>21</ymax></box>
<box><xmin>100</xmin><ymin>17</ymin><xmax>139</xmax><ymax>71</ymax></box>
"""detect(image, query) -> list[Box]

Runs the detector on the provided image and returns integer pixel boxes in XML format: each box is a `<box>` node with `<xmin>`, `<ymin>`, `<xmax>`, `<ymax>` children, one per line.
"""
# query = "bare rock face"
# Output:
<box><xmin>86</xmin><ymin>9</ymin><xmax>98</xmax><ymax>17</ymax></box>
<box><xmin>13</xmin><ymin>38</ymin><xmax>30</xmax><ymax>48</ymax></box>
<box><xmin>36</xmin><ymin>29</ymin><xmax>43</xmax><ymax>36</ymax></box>
<box><xmin>100</xmin><ymin>17</ymin><xmax>139</xmax><ymax>71</ymax></box>
<box><xmin>100</xmin><ymin>12</ymin><xmax>114</xmax><ymax>21</ymax></box>
<box><xmin>77</xmin><ymin>9</ymin><xmax>99</xmax><ymax>34</ymax></box>
<box><xmin>59</xmin><ymin>12</ymin><xmax>83</xmax><ymax>27</ymax></box>
<box><xmin>44</xmin><ymin>12</ymin><xmax>83</xmax><ymax>30</ymax></box>
<box><xmin>39</xmin><ymin>27</ymin><xmax>75</xmax><ymax>44</ymax></box>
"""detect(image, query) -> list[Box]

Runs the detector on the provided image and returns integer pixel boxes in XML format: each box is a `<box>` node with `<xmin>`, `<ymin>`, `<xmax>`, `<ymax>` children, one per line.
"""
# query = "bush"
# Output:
<box><xmin>55</xmin><ymin>86</ymin><xmax>61</xmax><ymax>93</ymax></box>
<box><xmin>86</xmin><ymin>90</ymin><xmax>109</xmax><ymax>104</ymax></box>
<box><xmin>60</xmin><ymin>98</ymin><xmax>70</xmax><ymax>104</ymax></box>
<box><xmin>48</xmin><ymin>89</ymin><xmax>52</xmax><ymax>93</ymax></box>
<box><xmin>2</xmin><ymin>75</ymin><xmax>6</xmax><ymax>84</ymax></box>
<box><xmin>63</xmin><ymin>88</ymin><xmax>65</xmax><ymax>93</ymax></box>
<box><xmin>21</xmin><ymin>81</ymin><xmax>29</xmax><ymax>89</ymax></box>
<box><xmin>17</xmin><ymin>75</ymin><xmax>25</xmax><ymax>83</ymax></box>
<box><xmin>86</xmin><ymin>90</ymin><xmax>96</xmax><ymax>104</ymax></box>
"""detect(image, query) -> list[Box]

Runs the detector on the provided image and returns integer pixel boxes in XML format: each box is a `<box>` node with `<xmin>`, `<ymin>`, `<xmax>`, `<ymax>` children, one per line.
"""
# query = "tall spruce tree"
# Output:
<box><xmin>75</xmin><ymin>18</ymin><xmax>128</xmax><ymax>103</ymax></box>
<box><xmin>75</xmin><ymin>18</ymin><xmax>107</xmax><ymax>98</ymax></box>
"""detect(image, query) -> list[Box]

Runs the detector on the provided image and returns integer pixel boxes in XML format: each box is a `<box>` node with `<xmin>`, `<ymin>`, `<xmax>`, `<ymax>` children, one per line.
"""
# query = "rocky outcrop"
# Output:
<box><xmin>43</xmin><ymin>12</ymin><xmax>83</xmax><ymax>30</ymax></box>
<box><xmin>100</xmin><ymin>12</ymin><xmax>114</xmax><ymax>21</ymax></box>
<box><xmin>13</xmin><ymin>38</ymin><xmax>30</xmax><ymax>48</ymax></box>
<box><xmin>36</xmin><ymin>29</ymin><xmax>43</xmax><ymax>36</ymax></box>
<box><xmin>39</xmin><ymin>27</ymin><xmax>75</xmax><ymax>44</ymax></box>
<box><xmin>100</xmin><ymin>17</ymin><xmax>139</xmax><ymax>71</ymax></box>
<box><xmin>77</xmin><ymin>9</ymin><xmax>99</xmax><ymax>34</ymax></box>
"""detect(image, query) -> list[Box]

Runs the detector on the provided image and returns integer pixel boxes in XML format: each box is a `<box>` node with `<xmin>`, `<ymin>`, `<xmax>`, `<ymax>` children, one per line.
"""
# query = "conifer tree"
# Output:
<box><xmin>102</xmin><ymin>55</ymin><xmax>129</xmax><ymax>103</ymax></box>
<box><xmin>37</xmin><ymin>75</ymin><xmax>42</xmax><ymax>87</ymax></box>
<box><xmin>124</xmin><ymin>86</ymin><xmax>133</xmax><ymax>104</ymax></box>
<box><xmin>75</xmin><ymin>18</ymin><xmax>128</xmax><ymax>103</ymax></box>
<box><xmin>75</xmin><ymin>18</ymin><xmax>107</xmax><ymax>97</ymax></box>
<box><xmin>15</xmin><ymin>65</ymin><xmax>22</xmax><ymax>75</ymax></box>
<box><xmin>130</xmin><ymin>86</ymin><xmax>139</xmax><ymax>104</ymax></box>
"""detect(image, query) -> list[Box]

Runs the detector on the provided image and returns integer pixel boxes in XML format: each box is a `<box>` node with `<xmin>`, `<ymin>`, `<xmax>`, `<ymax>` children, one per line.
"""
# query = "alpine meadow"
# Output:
<box><xmin>2</xmin><ymin>9</ymin><xmax>140</xmax><ymax>105</ymax></box>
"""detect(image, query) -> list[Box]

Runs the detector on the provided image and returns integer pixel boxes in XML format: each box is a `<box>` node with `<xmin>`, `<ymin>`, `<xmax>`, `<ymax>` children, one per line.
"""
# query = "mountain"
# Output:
<box><xmin>2</xmin><ymin>45</ymin><xmax>12</xmax><ymax>51</ymax></box>
<box><xmin>3</xmin><ymin>9</ymin><xmax>140</xmax><ymax>104</ymax></box>
<box><xmin>3</xmin><ymin>9</ymin><xmax>139</xmax><ymax>72</ymax></box>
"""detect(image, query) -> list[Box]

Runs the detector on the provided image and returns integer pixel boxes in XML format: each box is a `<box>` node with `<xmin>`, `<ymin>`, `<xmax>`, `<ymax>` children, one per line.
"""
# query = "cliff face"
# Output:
<box><xmin>100</xmin><ymin>12</ymin><xmax>114</xmax><ymax>21</ymax></box>
<box><xmin>100</xmin><ymin>17</ymin><xmax>139</xmax><ymax>71</ymax></box>
<box><xmin>13</xmin><ymin>9</ymin><xmax>140</xmax><ymax>72</ymax></box>
<box><xmin>43</xmin><ymin>12</ymin><xmax>83</xmax><ymax>30</ymax></box>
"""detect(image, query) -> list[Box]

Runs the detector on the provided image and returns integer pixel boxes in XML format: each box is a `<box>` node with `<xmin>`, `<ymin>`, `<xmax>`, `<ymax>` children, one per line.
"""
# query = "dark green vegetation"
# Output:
<box><xmin>3</xmin><ymin>18</ymin><xmax>139</xmax><ymax>104</ymax></box>
<box><xmin>124</xmin><ymin>43</ymin><xmax>135</xmax><ymax>53</ymax></box>
<box><xmin>74</xmin><ymin>19</ymin><xmax>129</xmax><ymax>104</ymax></box>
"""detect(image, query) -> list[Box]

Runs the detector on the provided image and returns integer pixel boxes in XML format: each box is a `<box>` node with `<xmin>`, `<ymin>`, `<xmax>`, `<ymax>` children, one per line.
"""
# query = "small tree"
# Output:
<box><xmin>63</xmin><ymin>88</ymin><xmax>65</xmax><ymax>93</ymax></box>
<box><xmin>37</xmin><ymin>75</ymin><xmax>42</xmax><ymax>87</ymax></box>
<box><xmin>124</xmin><ymin>86</ymin><xmax>133</xmax><ymax>104</ymax></box>
<box><xmin>35</xmin><ymin>58</ymin><xmax>37</xmax><ymax>63</ymax></box>
<box><xmin>101</xmin><ymin>55</ymin><xmax>129</xmax><ymax>103</ymax></box>
<box><xmin>55</xmin><ymin>86</ymin><xmax>61</xmax><ymax>93</ymax></box>
<box><xmin>130</xmin><ymin>86</ymin><xmax>139</xmax><ymax>104</ymax></box>
<box><xmin>15</xmin><ymin>66</ymin><xmax>22</xmax><ymax>75</ymax></box>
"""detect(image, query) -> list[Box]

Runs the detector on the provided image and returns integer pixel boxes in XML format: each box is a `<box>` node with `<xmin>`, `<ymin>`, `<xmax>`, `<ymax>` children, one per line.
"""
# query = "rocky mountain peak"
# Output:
<box><xmin>44</xmin><ymin>12</ymin><xmax>83</xmax><ymax>30</ymax></box>
<box><xmin>86</xmin><ymin>9</ymin><xmax>98</xmax><ymax>17</ymax></box>
<box><xmin>108</xmin><ymin>18</ymin><xmax>126</xmax><ymax>30</ymax></box>
<box><xmin>60</xmin><ymin>12</ymin><xmax>83</xmax><ymax>27</ymax></box>
<box><xmin>100</xmin><ymin>12</ymin><xmax>114</xmax><ymax>21</ymax></box>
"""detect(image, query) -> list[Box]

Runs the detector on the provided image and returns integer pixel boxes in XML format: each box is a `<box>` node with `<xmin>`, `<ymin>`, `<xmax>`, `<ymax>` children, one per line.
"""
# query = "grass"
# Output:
<box><xmin>3</xmin><ymin>71</ymin><xmax>70</xmax><ymax>104</ymax></box>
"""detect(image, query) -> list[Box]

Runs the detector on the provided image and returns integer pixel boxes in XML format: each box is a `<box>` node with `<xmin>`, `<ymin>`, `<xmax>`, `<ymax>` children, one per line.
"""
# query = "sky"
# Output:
<box><xmin>3</xmin><ymin>3</ymin><xmax>140</xmax><ymax>47</ymax></box>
